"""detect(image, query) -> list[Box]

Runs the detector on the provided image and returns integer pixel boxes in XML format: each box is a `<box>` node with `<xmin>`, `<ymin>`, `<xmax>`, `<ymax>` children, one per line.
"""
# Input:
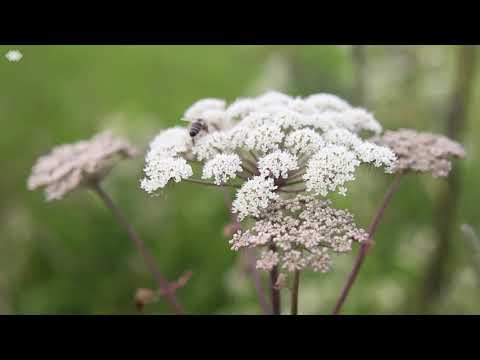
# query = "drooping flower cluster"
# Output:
<box><xmin>229</xmin><ymin>196</ymin><xmax>369</xmax><ymax>273</ymax></box>
<box><xmin>372</xmin><ymin>129</ymin><xmax>466</xmax><ymax>178</ymax></box>
<box><xmin>140</xmin><ymin>91</ymin><xmax>397</xmax><ymax>220</ymax></box>
<box><xmin>28</xmin><ymin>131</ymin><xmax>138</xmax><ymax>201</ymax></box>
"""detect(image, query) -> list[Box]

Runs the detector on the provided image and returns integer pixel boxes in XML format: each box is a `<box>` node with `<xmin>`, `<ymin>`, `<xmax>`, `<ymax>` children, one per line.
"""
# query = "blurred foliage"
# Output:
<box><xmin>0</xmin><ymin>45</ymin><xmax>479</xmax><ymax>314</ymax></box>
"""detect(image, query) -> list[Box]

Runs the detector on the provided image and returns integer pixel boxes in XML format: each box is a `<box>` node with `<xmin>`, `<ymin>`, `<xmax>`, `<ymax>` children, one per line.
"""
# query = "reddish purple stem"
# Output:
<box><xmin>92</xmin><ymin>182</ymin><xmax>185</xmax><ymax>315</ymax></box>
<box><xmin>269</xmin><ymin>244</ymin><xmax>281</xmax><ymax>315</ymax></box>
<box><xmin>331</xmin><ymin>171</ymin><xmax>405</xmax><ymax>315</ymax></box>
<box><xmin>244</xmin><ymin>249</ymin><xmax>272</xmax><ymax>314</ymax></box>
<box><xmin>223</xmin><ymin>189</ymin><xmax>270</xmax><ymax>314</ymax></box>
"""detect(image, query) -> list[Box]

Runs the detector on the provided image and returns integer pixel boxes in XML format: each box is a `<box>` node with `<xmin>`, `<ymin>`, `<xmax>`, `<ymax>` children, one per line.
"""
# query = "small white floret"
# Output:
<box><xmin>232</xmin><ymin>176</ymin><xmax>279</xmax><ymax>220</ymax></box>
<box><xmin>244</xmin><ymin>124</ymin><xmax>284</xmax><ymax>154</ymax></box>
<box><xmin>304</xmin><ymin>145</ymin><xmax>360</xmax><ymax>196</ymax></box>
<box><xmin>285</xmin><ymin>128</ymin><xmax>325</xmax><ymax>156</ymax></box>
<box><xmin>323</xmin><ymin>128</ymin><xmax>363</xmax><ymax>148</ymax></box>
<box><xmin>183</xmin><ymin>98</ymin><xmax>226</xmax><ymax>121</ymax></box>
<box><xmin>147</xmin><ymin>127</ymin><xmax>190</xmax><ymax>159</ymax></box>
<box><xmin>202</xmin><ymin>153</ymin><xmax>242</xmax><ymax>185</ymax></box>
<box><xmin>141</xmin><ymin>156</ymin><xmax>193</xmax><ymax>193</ymax></box>
<box><xmin>258</xmin><ymin>151</ymin><xmax>298</xmax><ymax>179</ymax></box>
<box><xmin>338</xmin><ymin>108</ymin><xmax>382</xmax><ymax>134</ymax></box>
<box><xmin>226</xmin><ymin>98</ymin><xmax>258</xmax><ymax>122</ymax></box>
<box><xmin>355</xmin><ymin>141</ymin><xmax>397</xmax><ymax>171</ymax></box>
<box><xmin>192</xmin><ymin>132</ymin><xmax>232</xmax><ymax>161</ymax></box>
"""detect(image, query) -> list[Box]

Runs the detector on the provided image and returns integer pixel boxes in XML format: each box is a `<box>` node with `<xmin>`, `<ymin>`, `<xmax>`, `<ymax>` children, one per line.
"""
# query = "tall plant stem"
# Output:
<box><xmin>419</xmin><ymin>45</ymin><xmax>477</xmax><ymax>312</ymax></box>
<box><xmin>331</xmin><ymin>171</ymin><xmax>405</xmax><ymax>315</ymax></box>
<box><xmin>91</xmin><ymin>182</ymin><xmax>185</xmax><ymax>315</ymax></box>
<box><xmin>245</xmin><ymin>249</ymin><xmax>272</xmax><ymax>314</ymax></box>
<box><xmin>222</xmin><ymin>189</ymin><xmax>270</xmax><ymax>314</ymax></box>
<box><xmin>270</xmin><ymin>244</ymin><xmax>281</xmax><ymax>315</ymax></box>
<box><xmin>291</xmin><ymin>270</ymin><xmax>301</xmax><ymax>315</ymax></box>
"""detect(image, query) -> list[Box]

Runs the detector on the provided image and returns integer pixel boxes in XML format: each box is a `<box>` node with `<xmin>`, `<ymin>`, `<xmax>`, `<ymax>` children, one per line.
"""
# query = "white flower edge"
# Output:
<box><xmin>141</xmin><ymin>156</ymin><xmax>193</xmax><ymax>193</ymax></box>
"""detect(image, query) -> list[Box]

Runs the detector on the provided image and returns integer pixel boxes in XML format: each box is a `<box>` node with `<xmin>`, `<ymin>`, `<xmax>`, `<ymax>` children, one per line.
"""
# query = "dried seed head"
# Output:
<box><xmin>372</xmin><ymin>129</ymin><xmax>465</xmax><ymax>177</ymax></box>
<box><xmin>28</xmin><ymin>131</ymin><xmax>138</xmax><ymax>201</ymax></box>
<box><xmin>230</xmin><ymin>195</ymin><xmax>368</xmax><ymax>274</ymax></box>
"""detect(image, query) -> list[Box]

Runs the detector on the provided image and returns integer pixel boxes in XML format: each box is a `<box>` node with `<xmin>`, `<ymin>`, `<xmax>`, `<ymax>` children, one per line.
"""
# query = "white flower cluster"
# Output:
<box><xmin>303</xmin><ymin>145</ymin><xmax>359</xmax><ymax>196</ymax></box>
<box><xmin>141</xmin><ymin>127</ymin><xmax>193</xmax><ymax>194</ymax></box>
<box><xmin>148</xmin><ymin>127</ymin><xmax>190</xmax><ymax>158</ymax></box>
<box><xmin>202</xmin><ymin>154</ymin><xmax>243</xmax><ymax>185</ymax></box>
<box><xmin>141</xmin><ymin>157</ymin><xmax>193</xmax><ymax>194</ymax></box>
<box><xmin>302</xmin><ymin>128</ymin><xmax>397</xmax><ymax>196</ymax></box>
<box><xmin>285</xmin><ymin>128</ymin><xmax>324</xmax><ymax>156</ymax></box>
<box><xmin>258</xmin><ymin>151</ymin><xmax>298</xmax><ymax>179</ymax></box>
<box><xmin>140</xmin><ymin>91</ymin><xmax>397</xmax><ymax>220</ymax></box>
<box><xmin>231</xmin><ymin>177</ymin><xmax>279</xmax><ymax>219</ymax></box>
<box><xmin>183</xmin><ymin>98</ymin><xmax>231</xmax><ymax>131</ymax></box>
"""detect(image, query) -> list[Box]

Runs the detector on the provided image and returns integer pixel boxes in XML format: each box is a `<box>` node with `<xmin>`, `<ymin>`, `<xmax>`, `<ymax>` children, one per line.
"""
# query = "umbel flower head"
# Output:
<box><xmin>140</xmin><ymin>91</ymin><xmax>397</xmax><ymax>220</ymax></box>
<box><xmin>230</xmin><ymin>195</ymin><xmax>369</xmax><ymax>273</ymax></box>
<box><xmin>372</xmin><ymin>129</ymin><xmax>466</xmax><ymax>178</ymax></box>
<box><xmin>28</xmin><ymin>131</ymin><xmax>138</xmax><ymax>201</ymax></box>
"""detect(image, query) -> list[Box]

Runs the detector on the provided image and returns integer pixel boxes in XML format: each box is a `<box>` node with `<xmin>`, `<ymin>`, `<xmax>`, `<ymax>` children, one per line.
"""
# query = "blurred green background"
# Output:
<box><xmin>0</xmin><ymin>45</ymin><xmax>479</xmax><ymax>314</ymax></box>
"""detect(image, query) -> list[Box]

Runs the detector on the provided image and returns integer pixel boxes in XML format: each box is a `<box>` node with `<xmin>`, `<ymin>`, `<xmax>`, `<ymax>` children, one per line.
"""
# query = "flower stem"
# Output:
<box><xmin>184</xmin><ymin>178</ymin><xmax>241</xmax><ymax>188</ymax></box>
<box><xmin>283</xmin><ymin>179</ymin><xmax>305</xmax><ymax>187</ymax></box>
<box><xmin>291</xmin><ymin>270</ymin><xmax>301</xmax><ymax>315</ymax></box>
<box><xmin>245</xmin><ymin>249</ymin><xmax>272</xmax><ymax>315</ymax></box>
<box><xmin>331</xmin><ymin>171</ymin><xmax>405</xmax><ymax>315</ymax></box>
<box><xmin>222</xmin><ymin>189</ymin><xmax>270</xmax><ymax>315</ymax></box>
<box><xmin>288</xmin><ymin>167</ymin><xmax>306</xmax><ymax>178</ymax></box>
<box><xmin>285</xmin><ymin>173</ymin><xmax>305</xmax><ymax>182</ymax></box>
<box><xmin>242</xmin><ymin>158</ymin><xmax>260</xmax><ymax>176</ymax></box>
<box><xmin>278</xmin><ymin>187</ymin><xmax>306</xmax><ymax>194</ymax></box>
<box><xmin>91</xmin><ymin>182</ymin><xmax>185</xmax><ymax>315</ymax></box>
<box><xmin>269</xmin><ymin>244</ymin><xmax>281</xmax><ymax>315</ymax></box>
<box><xmin>241</xmin><ymin>165</ymin><xmax>255</xmax><ymax>176</ymax></box>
